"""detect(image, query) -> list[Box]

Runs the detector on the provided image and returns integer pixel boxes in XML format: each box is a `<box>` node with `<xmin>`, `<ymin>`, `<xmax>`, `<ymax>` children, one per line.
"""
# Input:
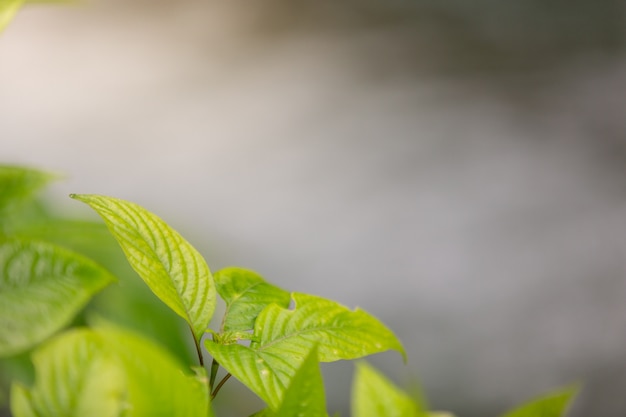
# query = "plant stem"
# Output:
<box><xmin>193</xmin><ymin>335</ymin><xmax>204</xmax><ymax>368</ymax></box>
<box><xmin>211</xmin><ymin>373</ymin><xmax>232</xmax><ymax>399</ymax></box>
<box><xmin>209</xmin><ymin>358</ymin><xmax>219</xmax><ymax>391</ymax></box>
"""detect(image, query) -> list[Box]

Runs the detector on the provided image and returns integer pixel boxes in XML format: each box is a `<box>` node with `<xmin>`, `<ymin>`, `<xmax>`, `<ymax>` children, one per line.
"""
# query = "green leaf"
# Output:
<box><xmin>70</xmin><ymin>194</ymin><xmax>216</xmax><ymax>342</ymax></box>
<box><xmin>0</xmin><ymin>0</ymin><xmax>25</xmax><ymax>32</ymax></box>
<box><xmin>274</xmin><ymin>345</ymin><xmax>328</xmax><ymax>417</ymax></box>
<box><xmin>11</xmin><ymin>327</ymin><xmax>210</xmax><ymax>417</ymax></box>
<box><xmin>206</xmin><ymin>292</ymin><xmax>404</xmax><ymax>409</ymax></box>
<box><xmin>0</xmin><ymin>165</ymin><xmax>56</xmax><ymax>231</ymax></box>
<box><xmin>15</xmin><ymin>218</ymin><xmax>198</xmax><ymax>365</ymax></box>
<box><xmin>215</xmin><ymin>267</ymin><xmax>290</xmax><ymax>333</ymax></box>
<box><xmin>352</xmin><ymin>362</ymin><xmax>420</xmax><ymax>417</ymax></box>
<box><xmin>500</xmin><ymin>385</ymin><xmax>580</xmax><ymax>417</ymax></box>
<box><xmin>0</xmin><ymin>238</ymin><xmax>115</xmax><ymax>357</ymax></box>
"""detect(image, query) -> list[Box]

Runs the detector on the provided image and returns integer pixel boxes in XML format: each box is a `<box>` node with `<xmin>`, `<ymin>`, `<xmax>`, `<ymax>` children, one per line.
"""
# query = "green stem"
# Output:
<box><xmin>209</xmin><ymin>358</ymin><xmax>220</xmax><ymax>391</ymax></box>
<box><xmin>192</xmin><ymin>332</ymin><xmax>204</xmax><ymax>368</ymax></box>
<box><xmin>211</xmin><ymin>373</ymin><xmax>232</xmax><ymax>399</ymax></box>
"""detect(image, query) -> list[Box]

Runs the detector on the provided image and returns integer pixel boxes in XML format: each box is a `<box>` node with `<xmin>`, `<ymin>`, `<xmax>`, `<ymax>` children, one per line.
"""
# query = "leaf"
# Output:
<box><xmin>10</xmin><ymin>327</ymin><xmax>210</xmax><ymax>417</ymax></box>
<box><xmin>206</xmin><ymin>292</ymin><xmax>404</xmax><ymax>409</ymax></box>
<box><xmin>500</xmin><ymin>385</ymin><xmax>580</xmax><ymax>417</ymax></box>
<box><xmin>0</xmin><ymin>0</ymin><xmax>24</xmax><ymax>32</ymax></box>
<box><xmin>274</xmin><ymin>345</ymin><xmax>328</xmax><ymax>417</ymax></box>
<box><xmin>15</xmin><ymin>218</ymin><xmax>198</xmax><ymax>365</ymax></box>
<box><xmin>352</xmin><ymin>361</ymin><xmax>420</xmax><ymax>417</ymax></box>
<box><xmin>0</xmin><ymin>165</ymin><xmax>56</xmax><ymax>230</ymax></box>
<box><xmin>70</xmin><ymin>194</ymin><xmax>216</xmax><ymax>342</ymax></box>
<box><xmin>215</xmin><ymin>267</ymin><xmax>290</xmax><ymax>333</ymax></box>
<box><xmin>0</xmin><ymin>238</ymin><xmax>115</xmax><ymax>357</ymax></box>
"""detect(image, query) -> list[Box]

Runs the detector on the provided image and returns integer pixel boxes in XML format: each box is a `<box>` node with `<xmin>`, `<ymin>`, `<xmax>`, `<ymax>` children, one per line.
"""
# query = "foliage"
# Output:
<box><xmin>0</xmin><ymin>165</ymin><xmax>580</xmax><ymax>416</ymax></box>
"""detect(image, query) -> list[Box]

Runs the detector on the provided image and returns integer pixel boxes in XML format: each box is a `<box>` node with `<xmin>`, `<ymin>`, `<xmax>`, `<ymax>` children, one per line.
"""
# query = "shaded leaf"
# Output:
<box><xmin>70</xmin><ymin>194</ymin><xmax>215</xmax><ymax>342</ymax></box>
<box><xmin>501</xmin><ymin>385</ymin><xmax>579</xmax><ymax>417</ymax></box>
<box><xmin>11</xmin><ymin>327</ymin><xmax>210</xmax><ymax>417</ymax></box>
<box><xmin>0</xmin><ymin>165</ymin><xmax>56</xmax><ymax>230</ymax></box>
<box><xmin>352</xmin><ymin>361</ymin><xmax>420</xmax><ymax>417</ymax></box>
<box><xmin>0</xmin><ymin>238</ymin><xmax>115</xmax><ymax>356</ymax></box>
<box><xmin>215</xmin><ymin>267</ymin><xmax>290</xmax><ymax>333</ymax></box>
<box><xmin>206</xmin><ymin>292</ymin><xmax>404</xmax><ymax>408</ymax></box>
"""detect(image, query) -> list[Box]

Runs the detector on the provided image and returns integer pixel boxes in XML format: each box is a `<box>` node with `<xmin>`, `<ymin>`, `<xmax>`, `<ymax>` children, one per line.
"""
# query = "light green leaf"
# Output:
<box><xmin>206</xmin><ymin>292</ymin><xmax>404</xmax><ymax>408</ymax></box>
<box><xmin>274</xmin><ymin>345</ymin><xmax>328</xmax><ymax>417</ymax></box>
<box><xmin>0</xmin><ymin>165</ymin><xmax>56</xmax><ymax>230</ymax></box>
<box><xmin>0</xmin><ymin>0</ymin><xmax>25</xmax><ymax>32</ymax></box>
<box><xmin>70</xmin><ymin>194</ymin><xmax>215</xmax><ymax>342</ymax></box>
<box><xmin>0</xmin><ymin>238</ymin><xmax>115</xmax><ymax>357</ymax></box>
<box><xmin>11</xmin><ymin>327</ymin><xmax>210</xmax><ymax>417</ymax></box>
<box><xmin>215</xmin><ymin>267</ymin><xmax>290</xmax><ymax>333</ymax></box>
<box><xmin>352</xmin><ymin>362</ymin><xmax>420</xmax><ymax>417</ymax></box>
<box><xmin>15</xmin><ymin>218</ymin><xmax>198</xmax><ymax>365</ymax></box>
<box><xmin>501</xmin><ymin>385</ymin><xmax>579</xmax><ymax>417</ymax></box>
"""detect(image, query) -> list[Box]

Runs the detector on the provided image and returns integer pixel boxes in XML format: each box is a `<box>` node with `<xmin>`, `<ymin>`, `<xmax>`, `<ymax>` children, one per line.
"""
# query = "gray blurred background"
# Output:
<box><xmin>2</xmin><ymin>1</ymin><xmax>626</xmax><ymax>416</ymax></box>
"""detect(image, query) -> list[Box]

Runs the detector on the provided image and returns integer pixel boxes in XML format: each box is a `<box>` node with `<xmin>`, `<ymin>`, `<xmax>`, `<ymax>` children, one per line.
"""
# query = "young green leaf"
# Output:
<box><xmin>500</xmin><ymin>385</ymin><xmax>580</xmax><ymax>417</ymax></box>
<box><xmin>205</xmin><ymin>292</ymin><xmax>405</xmax><ymax>408</ymax></box>
<box><xmin>274</xmin><ymin>345</ymin><xmax>329</xmax><ymax>417</ymax></box>
<box><xmin>0</xmin><ymin>238</ymin><xmax>115</xmax><ymax>357</ymax></box>
<box><xmin>352</xmin><ymin>361</ymin><xmax>421</xmax><ymax>417</ymax></box>
<box><xmin>11</xmin><ymin>327</ymin><xmax>211</xmax><ymax>417</ymax></box>
<box><xmin>215</xmin><ymin>267</ymin><xmax>290</xmax><ymax>333</ymax></box>
<box><xmin>70</xmin><ymin>194</ymin><xmax>216</xmax><ymax>343</ymax></box>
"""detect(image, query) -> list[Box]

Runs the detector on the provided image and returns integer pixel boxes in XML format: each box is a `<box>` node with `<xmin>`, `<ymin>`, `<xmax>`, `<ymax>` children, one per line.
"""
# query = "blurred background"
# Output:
<box><xmin>2</xmin><ymin>0</ymin><xmax>626</xmax><ymax>416</ymax></box>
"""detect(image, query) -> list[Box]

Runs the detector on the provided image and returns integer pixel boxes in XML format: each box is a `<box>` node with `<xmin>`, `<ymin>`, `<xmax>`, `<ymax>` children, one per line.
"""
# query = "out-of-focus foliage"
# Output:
<box><xmin>500</xmin><ymin>385</ymin><xmax>580</xmax><ymax>417</ymax></box>
<box><xmin>11</xmin><ymin>326</ymin><xmax>210</xmax><ymax>417</ymax></box>
<box><xmin>0</xmin><ymin>239</ymin><xmax>115</xmax><ymax>356</ymax></box>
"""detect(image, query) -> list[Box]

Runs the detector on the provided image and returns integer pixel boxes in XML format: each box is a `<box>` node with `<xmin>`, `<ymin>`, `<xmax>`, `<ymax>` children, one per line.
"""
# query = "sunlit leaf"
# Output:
<box><xmin>215</xmin><ymin>267</ymin><xmax>290</xmax><ymax>333</ymax></box>
<box><xmin>206</xmin><ymin>292</ymin><xmax>404</xmax><ymax>408</ymax></box>
<box><xmin>274</xmin><ymin>345</ymin><xmax>328</xmax><ymax>417</ymax></box>
<box><xmin>352</xmin><ymin>361</ymin><xmax>420</xmax><ymax>417</ymax></box>
<box><xmin>0</xmin><ymin>238</ymin><xmax>115</xmax><ymax>356</ymax></box>
<box><xmin>70</xmin><ymin>194</ymin><xmax>215</xmax><ymax>342</ymax></box>
<box><xmin>11</xmin><ymin>327</ymin><xmax>210</xmax><ymax>417</ymax></box>
<box><xmin>500</xmin><ymin>385</ymin><xmax>579</xmax><ymax>417</ymax></box>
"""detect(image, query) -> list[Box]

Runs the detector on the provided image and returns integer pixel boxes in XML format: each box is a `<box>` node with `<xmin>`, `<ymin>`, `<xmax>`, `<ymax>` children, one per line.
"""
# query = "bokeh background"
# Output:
<box><xmin>2</xmin><ymin>1</ymin><xmax>626</xmax><ymax>416</ymax></box>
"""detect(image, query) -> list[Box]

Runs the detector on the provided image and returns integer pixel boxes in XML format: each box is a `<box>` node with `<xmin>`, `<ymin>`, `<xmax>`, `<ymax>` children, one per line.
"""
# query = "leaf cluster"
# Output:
<box><xmin>0</xmin><ymin>165</ymin><xmax>580</xmax><ymax>417</ymax></box>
